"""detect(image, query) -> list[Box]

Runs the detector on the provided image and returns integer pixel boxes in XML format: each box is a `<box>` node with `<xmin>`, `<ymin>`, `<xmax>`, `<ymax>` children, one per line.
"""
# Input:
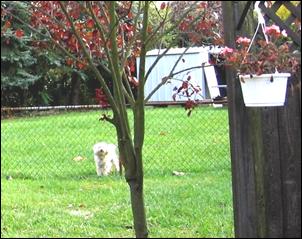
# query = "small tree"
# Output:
<box><xmin>2</xmin><ymin>1</ymin><xmax>220</xmax><ymax>237</ymax></box>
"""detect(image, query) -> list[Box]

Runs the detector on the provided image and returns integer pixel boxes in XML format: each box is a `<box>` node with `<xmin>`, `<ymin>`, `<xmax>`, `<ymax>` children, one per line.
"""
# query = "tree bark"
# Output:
<box><xmin>128</xmin><ymin>178</ymin><xmax>148</xmax><ymax>238</ymax></box>
<box><xmin>69</xmin><ymin>72</ymin><xmax>81</xmax><ymax>105</ymax></box>
<box><xmin>116</xmin><ymin>131</ymin><xmax>148</xmax><ymax>238</ymax></box>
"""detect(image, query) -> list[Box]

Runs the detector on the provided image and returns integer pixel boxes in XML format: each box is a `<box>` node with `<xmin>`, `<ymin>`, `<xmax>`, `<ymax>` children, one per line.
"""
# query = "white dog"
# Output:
<box><xmin>93</xmin><ymin>142</ymin><xmax>120</xmax><ymax>176</ymax></box>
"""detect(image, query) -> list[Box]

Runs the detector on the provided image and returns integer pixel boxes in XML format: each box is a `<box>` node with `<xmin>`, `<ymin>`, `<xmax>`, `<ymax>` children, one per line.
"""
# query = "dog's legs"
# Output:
<box><xmin>94</xmin><ymin>157</ymin><xmax>104</xmax><ymax>176</ymax></box>
<box><xmin>103</xmin><ymin>162</ymin><xmax>111</xmax><ymax>176</ymax></box>
<box><xmin>113</xmin><ymin>158</ymin><xmax>120</xmax><ymax>172</ymax></box>
<box><xmin>96</xmin><ymin>165</ymin><xmax>103</xmax><ymax>176</ymax></box>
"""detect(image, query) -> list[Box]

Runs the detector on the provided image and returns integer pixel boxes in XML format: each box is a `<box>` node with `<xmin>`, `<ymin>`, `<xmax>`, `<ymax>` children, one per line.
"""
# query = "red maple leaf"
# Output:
<box><xmin>160</xmin><ymin>2</ymin><xmax>166</xmax><ymax>10</ymax></box>
<box><xmin>15</xmin><ymin>29</ymin><xmax>24</xmax><ymax>38</ymax></box>
<box><xmin>86</xmin><ymin>19</ymin><xmax>94</xmax><ymax>29</ymax></box>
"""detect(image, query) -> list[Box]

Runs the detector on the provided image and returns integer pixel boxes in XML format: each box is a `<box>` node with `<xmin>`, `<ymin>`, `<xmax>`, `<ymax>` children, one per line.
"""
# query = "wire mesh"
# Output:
<box><xmin>1</xmin><ymin>102</ymin><xmax>231</xmax><ymax>179</ymax></box>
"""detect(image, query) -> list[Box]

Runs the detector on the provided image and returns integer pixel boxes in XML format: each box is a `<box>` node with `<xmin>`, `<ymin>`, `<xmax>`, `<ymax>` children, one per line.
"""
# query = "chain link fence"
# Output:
<box><xmin>1</xmin><ymin>102</ymin><xmax>231</xmax><ymax>179</ymax></box>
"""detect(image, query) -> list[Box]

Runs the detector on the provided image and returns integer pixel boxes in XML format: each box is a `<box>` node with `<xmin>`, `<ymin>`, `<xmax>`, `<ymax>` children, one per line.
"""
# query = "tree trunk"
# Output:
<box><xmin>128</xmin><ymin>178</ymin><xmax>148</xmax><ymax>238</ymax></box>
<box><xmin>69</xmin><ymin>72</ymin><xmax>81</xmax><ymax>105</ymax></box>
<box><xmin>116</xmin><ymin>126</ymin><xmax>148</xmax><ymax>238</ymax></box>
<box><xmin>107</xmin><ymin>2</ymin><xmax>149</xmax><ymax>236</ymax></box>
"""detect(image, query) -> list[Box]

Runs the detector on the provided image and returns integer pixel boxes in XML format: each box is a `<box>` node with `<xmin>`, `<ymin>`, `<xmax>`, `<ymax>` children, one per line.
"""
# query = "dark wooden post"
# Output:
<box><xmin>222</xmin><ymin>1</ymin><xmax>301</xmax><ymax>238</ymax></box>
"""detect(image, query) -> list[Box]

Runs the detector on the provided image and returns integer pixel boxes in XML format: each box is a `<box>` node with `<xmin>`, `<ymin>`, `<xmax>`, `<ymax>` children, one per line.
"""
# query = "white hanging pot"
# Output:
<box><xmin>239</xmin><ymin>72</ymin><xmax>290</xmax><ymax>107</ymax></box>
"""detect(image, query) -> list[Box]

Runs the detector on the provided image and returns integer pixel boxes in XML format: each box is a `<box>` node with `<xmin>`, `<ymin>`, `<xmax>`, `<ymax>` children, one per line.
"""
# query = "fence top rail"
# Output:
<box><xmin>1</xmin><ymin>99</ymin><xmax>228</xmax><ymax>112</ymax></box>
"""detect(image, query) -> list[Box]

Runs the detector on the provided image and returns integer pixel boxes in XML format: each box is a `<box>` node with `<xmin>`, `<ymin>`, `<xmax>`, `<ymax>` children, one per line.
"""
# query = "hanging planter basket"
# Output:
<box><xmin>239</xmin><ymin>72</ymin><xmax>290</xmax><ymax>107</ymax></box>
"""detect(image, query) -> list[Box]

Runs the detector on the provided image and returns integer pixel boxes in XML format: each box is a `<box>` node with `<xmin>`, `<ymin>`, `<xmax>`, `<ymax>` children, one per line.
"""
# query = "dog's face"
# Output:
<box><xmin>93</xmin><ymin>142</ymin><xmax>108</xmax><ymax>159</ymax></box>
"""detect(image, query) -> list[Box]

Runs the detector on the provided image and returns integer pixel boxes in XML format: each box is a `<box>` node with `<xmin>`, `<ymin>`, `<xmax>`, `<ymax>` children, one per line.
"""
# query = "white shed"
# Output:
<box><xmin>137</xmin><ymin>47</ymin><xmax>222</xmax><ymax>103</ymax></box>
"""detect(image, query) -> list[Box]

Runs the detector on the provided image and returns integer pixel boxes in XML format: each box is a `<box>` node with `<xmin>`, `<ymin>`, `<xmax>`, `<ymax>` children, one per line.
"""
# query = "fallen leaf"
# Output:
<box><xmin>73</xmin><ymin>155</ymin><xmax>86</xmax><ymax>161</ymax></box>
<box><xmin>172</xmin><ymin>171</ymin><xmax>185</xmax><ymax>176</ymax></box>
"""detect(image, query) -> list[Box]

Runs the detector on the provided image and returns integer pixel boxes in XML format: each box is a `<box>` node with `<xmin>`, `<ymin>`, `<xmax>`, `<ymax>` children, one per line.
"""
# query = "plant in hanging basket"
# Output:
<box><xmin>219</xmin><ymin>24</ymin><xmax>300</xmax><ymax>107</ymax></box>
<box><xmin>220</xmin><ymin>25</ymin><xmax>300</xmax><ymax>77</ymax></box>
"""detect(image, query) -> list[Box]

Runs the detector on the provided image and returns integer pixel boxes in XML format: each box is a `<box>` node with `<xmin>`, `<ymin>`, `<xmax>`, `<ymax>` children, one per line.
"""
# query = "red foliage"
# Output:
<box><xmin>172</xmin><ymin>71</ymin><xmax>203</xmax><ymax>116</ymax></box>
<box><xmin>95</xmin><ymin>88</ymin><xmax>109</xmax><ymax>107</ymax></box>
<box><xmin>66</xmin><ymin>58</ymin><xmax>73</xmax><ymax>66</ymax></box>
<box><xmin>170</xmin><ymin>1</ymin><xmax>223</xmax><ymax>46</ymax></box>
<box><xmin>26</xmin><ymin>1</ymin><xmax>141</xmax><ymax>76</ymax></box>
<box><xmin>219</xmin><ymin>24</ymin><xmax>300</xmax><ymax>75</ymax></box>
<box><xmin>160</xmin><ymin>2</ymin><xmax>166</xmax><ymax>10</ymax></box>
<box><xmin>76</xmin><ymin>60</ymin><xmax>86</xmax><ymax>70</ymax></box>
<box><xmin>15</xmin><ymin>29</ymin><xmax>24</xmax><ymax>38</ymax></box>
<box><xmin>4</xmin><ymin>20</ymin><xmax>11</xmax><ymax>28</ymax></box>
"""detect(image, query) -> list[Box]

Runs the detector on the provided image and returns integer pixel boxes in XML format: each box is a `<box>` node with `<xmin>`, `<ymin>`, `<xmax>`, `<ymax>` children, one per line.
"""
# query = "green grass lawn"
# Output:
<box><xmin>1</xmin><ymin>106</ymin><xmax>234</xmax><ymax>238</ymax></box>
<box><xmin>2</xmin><ymin>172</ymin><xmax>233</xmax><ymax>238</ymax></box>
<box><xmin>1</xmin><ymin>106</ymin><xmax>230</xmax><ymax>178</ymax></box>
